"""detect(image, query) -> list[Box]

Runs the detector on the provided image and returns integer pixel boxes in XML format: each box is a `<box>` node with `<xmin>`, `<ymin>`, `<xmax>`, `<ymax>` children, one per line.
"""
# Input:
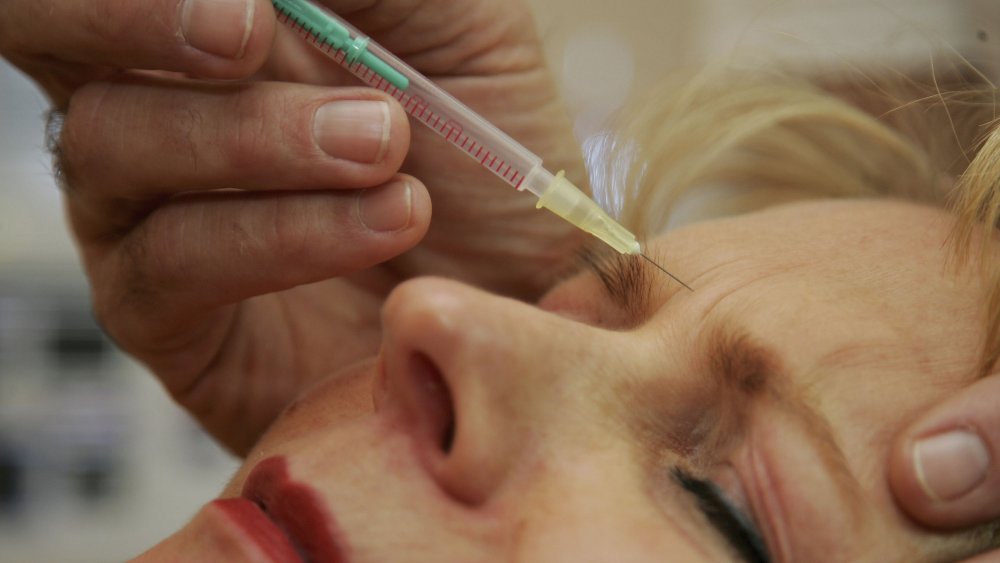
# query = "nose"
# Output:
<box><xmin>376</xmin><ymin>277</ymin><xmax>614</xmax><ymax>505</ymax></box>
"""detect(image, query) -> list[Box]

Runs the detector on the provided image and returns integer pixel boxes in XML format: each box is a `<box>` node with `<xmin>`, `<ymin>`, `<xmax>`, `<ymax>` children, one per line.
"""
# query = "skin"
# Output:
<box><xmin>138</xmin><ymin>200</ymin><xmax>997</xmax><ymax>562</ymax></box>
<box><xmin>2</xmin><ymin>0</ymin><xmax>997</xmax><ymax>552</ymax></box>
<box><xmin>0</xmin><ymin>0</ymin><xmax>584</xmax><ymax>454</ymax></box>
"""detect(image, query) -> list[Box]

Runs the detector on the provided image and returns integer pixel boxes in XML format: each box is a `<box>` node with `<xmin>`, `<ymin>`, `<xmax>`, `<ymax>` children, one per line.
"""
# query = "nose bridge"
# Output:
<box><xmin>379</xmin><ymin>277</ymin><xmax>625</xmax><ymax>504</ymax></box>
<box><xmin>382</xmin><ymin>277</ymin><xmax>611</xmax><ymax>409</ymax></box>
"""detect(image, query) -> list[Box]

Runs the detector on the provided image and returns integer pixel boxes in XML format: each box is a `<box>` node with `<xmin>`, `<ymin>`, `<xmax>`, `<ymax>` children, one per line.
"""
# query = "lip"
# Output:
<box><xmin>210</xmin><ymin>498</ymin><xmax>304</xmax><ymax>563</ymax></box>
<box><xmin>242</xmin><ymin>456</ymin><xmax>349</xmax><ymax>563</ymax></box>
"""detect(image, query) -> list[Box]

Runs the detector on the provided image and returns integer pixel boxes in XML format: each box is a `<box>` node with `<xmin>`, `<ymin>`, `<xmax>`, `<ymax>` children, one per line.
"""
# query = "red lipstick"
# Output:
<box><xmin>242</xmin><ymin>456</ymin><xmax>349</xmax><ymax>563</ymax></box>
<box><xmin>211</xmin><ymin>498</ymin><xmax>303</xmax><ymax>563</ymax></box>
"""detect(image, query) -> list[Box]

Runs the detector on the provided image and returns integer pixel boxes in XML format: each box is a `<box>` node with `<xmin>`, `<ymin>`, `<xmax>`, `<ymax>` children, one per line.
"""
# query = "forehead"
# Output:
<box><xmin>650</xmin><ymin>200</ymin><xmax>978</xmax><ymax>325</ymax></box>
<box><xmin>656</xmin><ymin>200</ymin><xmax>955</xmax><ymax>280</ymax></box>
<box><xmin>636</xmin><ymin>198</ymin><xmax>984</xmax><ymax>434</ymax></box>
<box><xmin>646</xmin><ymin>199</ymin><xmax>985</xmax><ymax>372</ymax></box>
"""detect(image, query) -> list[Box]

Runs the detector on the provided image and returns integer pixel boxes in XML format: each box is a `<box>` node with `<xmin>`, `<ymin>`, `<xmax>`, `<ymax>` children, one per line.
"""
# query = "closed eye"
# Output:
<box><xmin>673</xmin><ymin>467</ymin><xmax>771</xmax><ymax>563</ymax></box>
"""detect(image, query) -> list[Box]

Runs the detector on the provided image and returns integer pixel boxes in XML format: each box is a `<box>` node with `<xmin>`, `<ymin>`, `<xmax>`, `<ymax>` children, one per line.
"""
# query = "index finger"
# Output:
<box><xmin>0</xmin><ymin>0</ymin><xmax>275</xmax><ymax>81</ymax></box>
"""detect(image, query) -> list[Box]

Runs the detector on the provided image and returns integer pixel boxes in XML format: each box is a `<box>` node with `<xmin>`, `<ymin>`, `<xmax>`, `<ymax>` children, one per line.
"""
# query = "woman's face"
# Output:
<box><xmin>139</xmin><ymin>200</ymin><xmax>993</xmax><ymax>562</ymax></box>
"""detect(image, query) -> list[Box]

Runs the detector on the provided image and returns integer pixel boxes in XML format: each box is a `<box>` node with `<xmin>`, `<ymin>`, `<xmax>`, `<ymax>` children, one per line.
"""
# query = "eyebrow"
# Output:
<box><xmin>618</xmin><ymin>324</ymin><xmax>869</xmax><ymax>561</ymax></box>
<box><xmin>575</xmin><ymin>244</ymin><xmax>657</xmax><ymax>320</ymax></box>
<box><xmin>698</xmin><ymin>324</ymin><xmax>865</xmax><ymax>507</ymax></box>
<box><xmin>590</xmin><ymin>253</ymin><xmax>869</xmax><ymax>517</ymax></box>
<box><xmin>705</xmin><ymin>327</ymin><xmax>775</xmax><ymax>397</ymax></box>
<box><xmin>578</xmin><ymin>243</ymin><xmax>862</xmax><ymax>487</ymax></box>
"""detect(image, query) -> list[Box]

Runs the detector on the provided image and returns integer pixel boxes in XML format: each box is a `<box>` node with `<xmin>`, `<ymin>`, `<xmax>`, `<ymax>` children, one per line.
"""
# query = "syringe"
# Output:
<box><xmin>270</xmin><ymin>0</ymin><xmax>691</xmax><ymax>289</ymax></box>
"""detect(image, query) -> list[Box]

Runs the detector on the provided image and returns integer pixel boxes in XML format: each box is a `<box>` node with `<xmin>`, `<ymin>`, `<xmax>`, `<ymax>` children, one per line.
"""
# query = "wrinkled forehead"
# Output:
<box><xmin>650</xmin><ymin>198</ymin><xmax>988</xmax><ymax>381</ymax></box>
<box><xmin>657</xmin><ymin>200</ymin><xmax>980</xmax><ymax>302</ymax></box>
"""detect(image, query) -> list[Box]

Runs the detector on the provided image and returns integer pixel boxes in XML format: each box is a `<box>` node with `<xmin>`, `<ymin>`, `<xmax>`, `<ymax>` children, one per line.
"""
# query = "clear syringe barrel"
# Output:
<box><xmin>271</xmin><ymin>0</ymin><xmax>640</xmax><ymax>254</ymax></box>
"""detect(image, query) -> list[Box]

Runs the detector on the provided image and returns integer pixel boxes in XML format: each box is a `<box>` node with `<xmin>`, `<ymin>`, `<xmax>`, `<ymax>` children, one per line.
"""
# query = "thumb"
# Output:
<box><xmin>889</xmin><ymin>373</ymin><xmax>1000</xmax><ymax>529</ymax></box>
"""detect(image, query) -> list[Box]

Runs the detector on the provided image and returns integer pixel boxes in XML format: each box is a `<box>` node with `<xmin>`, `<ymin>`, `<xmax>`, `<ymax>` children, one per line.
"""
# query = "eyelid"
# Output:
<box><xmin>711</xmin><ymin>463</ymin><xmax>753</xmax><ymax>517</ymax></box>
<box><xmin>673</xmin><ymin>467</ymin><xmax>772</xmax><ymax>563</ymax></box>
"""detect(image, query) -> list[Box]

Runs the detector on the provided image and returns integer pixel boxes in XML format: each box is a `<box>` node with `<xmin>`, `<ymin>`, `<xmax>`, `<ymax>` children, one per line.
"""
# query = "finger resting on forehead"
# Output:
<box><xmin>0</xmin><ymin>0</ymin><xmax>274</xmax><ymax>79</ymax></box>
<box><xmin>59</xmin><ymin>78</ymin><xmax>409</xmax><ymax>201</ymax></box>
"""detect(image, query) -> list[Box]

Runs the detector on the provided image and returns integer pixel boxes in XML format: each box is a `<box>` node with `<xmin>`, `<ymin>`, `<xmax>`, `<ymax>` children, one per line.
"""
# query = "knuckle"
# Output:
<box><xmin>140</xmin><ymin>207</ymin><xmax>196</xmax><ymax>290</ymax></box>
<box><xmin>116</xmin><ymin>224</ymin><xmax>159</xmax><ymax>307</ymax></box>
<box><xmin>61</xmin><ymin>82</ymin><xmax>115</xmax><ymax>190</ymax></box>
<box><xmin>226</xmin><ymin>86</ymin><xmax>314</xmax><ymax>173</ymax></box>
<box><xmin>89</xmin><ymin>300</ymin><xmax>126</xmax><ymax>351</ymax></box>
<box><xmin>88</xmin><ymin>235</ymin><xmax>156</xmax><ymax>349</ymax></box>
<box><xmin>269</xmin><ymin>197</ymin><xmax>315</xmax><ymax>262</ymax></box>
<box><xmin>227</xmin><ymin>89</ymin><xmax>274</xmax><ymax>169</ymax></box>
<box><xmin>89</xmin><ymin>283</ymin><xmax>136</xmax><ymax>352</ymax></box>
<box><xmin>86</xmin><ymin>0</ymin><xmax>141</xmax><ymax>50</ymax></box>
<box><xmin>167</xmin><ymin>105</ymin><xmax>207</xmax><ymax>172</ymax></box>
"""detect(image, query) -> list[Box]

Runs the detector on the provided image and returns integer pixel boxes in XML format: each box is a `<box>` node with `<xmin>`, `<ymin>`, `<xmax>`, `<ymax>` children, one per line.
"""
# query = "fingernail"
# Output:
<box><xmin>358</xmin><ymin>181</ymin><xmax>412</xmax><ymax>232</ymax></box>
<box><xmin>313</xmin><ymin>101</ymin><xmax>390</xmax><ymax>163</ymax></box>
<box><xmin>181</xmin><ymin>0</ymin><xmax>254</xmax><ymax>59</ymax></box>
<box><xmin>913</xmin><ymin>429</ymin><xmax>990</xmax><ymax>502</ymax></box>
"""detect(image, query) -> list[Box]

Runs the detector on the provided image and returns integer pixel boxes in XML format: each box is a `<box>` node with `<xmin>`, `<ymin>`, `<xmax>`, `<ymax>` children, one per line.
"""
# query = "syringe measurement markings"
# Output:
<box><xmin>277</xmin><ymin>8</ymin><xmax>531</xmax><ymax>190</ymax></box>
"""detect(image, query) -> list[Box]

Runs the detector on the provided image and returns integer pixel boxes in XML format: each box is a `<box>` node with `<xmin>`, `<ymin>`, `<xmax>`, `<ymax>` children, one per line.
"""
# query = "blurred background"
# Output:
<box><xmin>0</xmin><ymin>1</ymin><xmax>996</xmax><ymax>561</ymax></box>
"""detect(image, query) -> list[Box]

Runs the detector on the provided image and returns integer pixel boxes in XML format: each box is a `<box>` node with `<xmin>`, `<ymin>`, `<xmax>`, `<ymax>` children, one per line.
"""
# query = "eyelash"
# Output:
<box><xmin>672</xmin><ymin>468</ymin><xmax>771</xmax><ymax>563</ymax></box>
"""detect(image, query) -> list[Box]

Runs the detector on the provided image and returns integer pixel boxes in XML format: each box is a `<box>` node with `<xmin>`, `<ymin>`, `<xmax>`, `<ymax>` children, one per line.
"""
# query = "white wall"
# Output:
<box><xmin>533</xmin><ymin>0</ymin><xmax>1000</xmax><ymax>140</ymax></box>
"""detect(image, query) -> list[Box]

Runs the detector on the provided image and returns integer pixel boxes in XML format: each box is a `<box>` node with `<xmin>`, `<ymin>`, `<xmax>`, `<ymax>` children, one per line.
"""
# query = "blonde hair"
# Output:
<box><xmin>597</xmin><ymin>63</ymin><xmax>1000</xmax><ymax>379</ymax></box>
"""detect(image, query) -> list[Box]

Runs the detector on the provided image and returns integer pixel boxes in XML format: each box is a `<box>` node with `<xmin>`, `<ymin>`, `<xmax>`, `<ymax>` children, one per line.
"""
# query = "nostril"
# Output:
<box><xmin>441</xmin><ymin>418</ymin><xmax>455</xmax><ymax>454</ymax></box>
<box><xmin>408</xmin><ymin>353</ymin><xmax>456</xmax><ymax>456</ymax></box>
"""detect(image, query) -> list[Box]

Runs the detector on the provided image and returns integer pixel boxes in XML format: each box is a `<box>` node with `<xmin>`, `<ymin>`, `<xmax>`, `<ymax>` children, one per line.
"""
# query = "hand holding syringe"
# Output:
<box><xmin>271</xmin><ymin>0</ymin><xmax>690</xmax><ymax>289</ymax></box>
<box><xmin>2</xmin><ymin>0</ymin><xmax>686</xmax><ymax>456</ymax></box>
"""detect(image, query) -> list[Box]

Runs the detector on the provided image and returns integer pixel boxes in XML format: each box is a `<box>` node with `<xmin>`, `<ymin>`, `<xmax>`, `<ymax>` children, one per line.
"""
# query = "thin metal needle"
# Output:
<box><xmin>640</xmin><ymin>253</ymin><xmax>693</xmax><ymax>291</ymax></box>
